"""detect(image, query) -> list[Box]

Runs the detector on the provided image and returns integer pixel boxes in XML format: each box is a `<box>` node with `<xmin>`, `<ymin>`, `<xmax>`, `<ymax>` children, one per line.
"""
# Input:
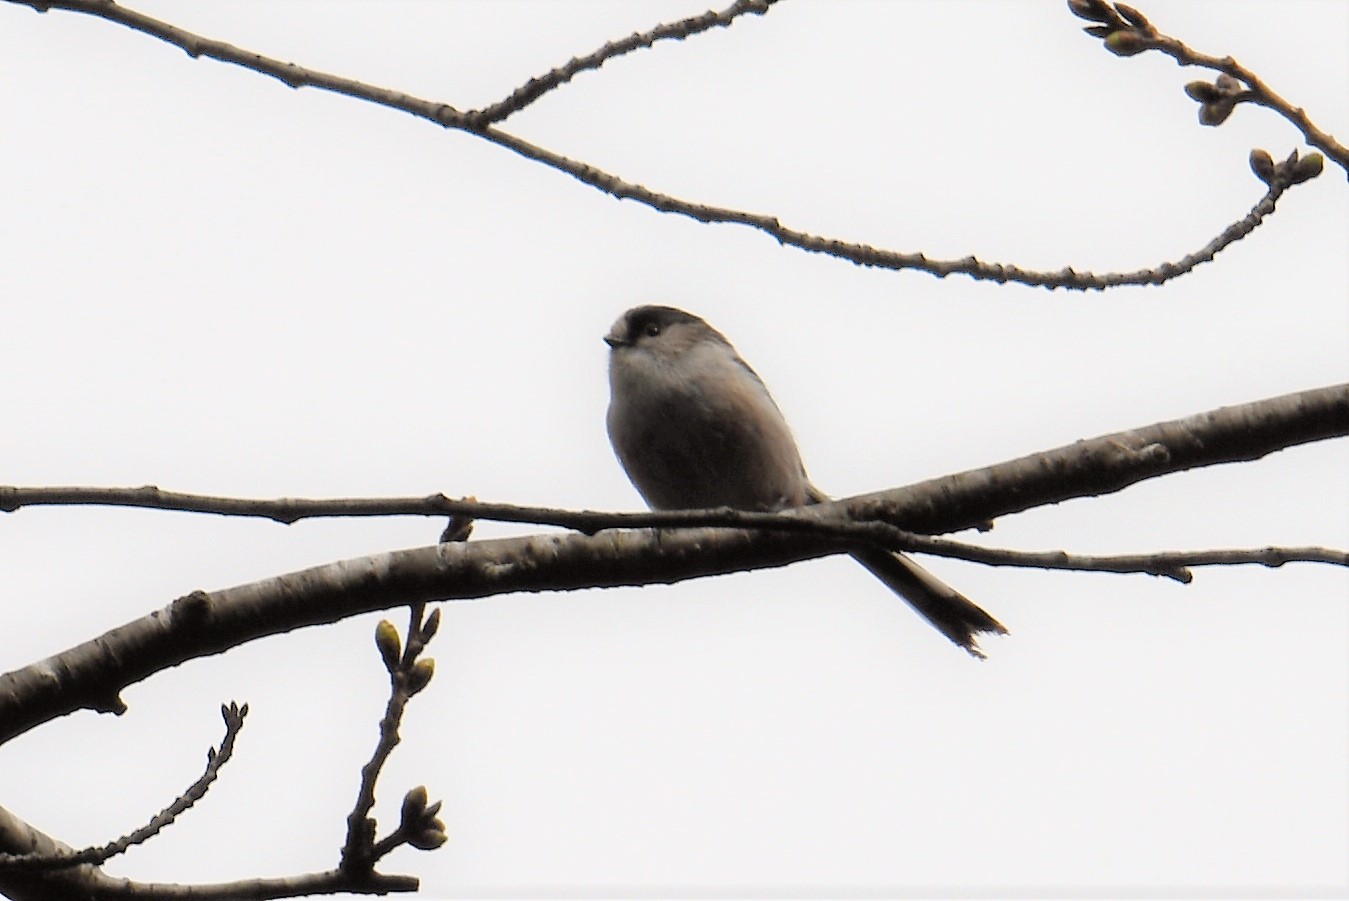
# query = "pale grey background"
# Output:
<box><xmin>1</xmin><ymin>1</ymin><xmax>1346</xmax><ymax>896</ymax></box>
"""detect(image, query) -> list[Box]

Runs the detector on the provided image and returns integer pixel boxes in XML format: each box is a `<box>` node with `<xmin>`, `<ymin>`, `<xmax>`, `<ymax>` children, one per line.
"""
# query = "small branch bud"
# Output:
<box><xmin>1290</xmin><ymin>152</ymin><xmax>1324</xmax><ymax>184</ymax></box>
<box><xmin>1067</xmin><ymin>0</ymin><xmax>1113</xmax><ymax>23</ymax></box>
<box><xmin>1114</xmin><ymin>3</ymin><xmax>1151</xmax><ymax>29</ymax></box>
<box><xmin>1184</xmin><ymin>80</ymin><xmax>1220</xmax><ymax>104</ymax></box>
<box><xmin>408</xmin><ymin>818</ymin><xmax>449</xmax><ymax>851</ymax></box>
<box><xmin>1198</xmin><ymin>98</ymin><xmax>1236</xmax><ymax>126</ymax></box>
<box><xmin>406</xmin><ymin>658</ymin><xmax>435</xmax><ymax>696</ymax></box>
<box><xmin>1248</xmin><ymin>148</ymin><xmax>1276</xmax><ymax>184</ymax></box>
<box><xmin>400</xmin><ymin>785</ymin><xmax>429</xmax><ymax>826</ymax></box>
<box><xmin>420</xmin><ymin>606</ymin><xmax>441</xmax><ymax>643</ymax></box>
<box><xmin>375</xmin><ymin>620</ymin><xmax>401</xmax><ymax>672</ymax></box>
<box><xmin>1104</xmin><ymin>29</ymin><xmax>1150</xmax><ymax>56</ymax></box>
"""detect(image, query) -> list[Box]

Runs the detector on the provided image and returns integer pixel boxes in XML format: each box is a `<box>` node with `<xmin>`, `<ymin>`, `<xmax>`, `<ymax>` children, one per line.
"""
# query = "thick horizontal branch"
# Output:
<box><xmin>0</xmin><ymin>526</ymin><xmax>846</xmax><ymax>748</ymax></box>
<box><xmin>1</xmin><ymin>385</ymin><xmax>1344</xmax><ymax>748</ymax></box>
<box><xmin>841</xmin><ymin>383</ymin><xmax>1349</xmax><ymax>533</ymax></box>
<box><xmin>3</xmin><ymin>0</ymin><xmax>1311</xmax><ymax>290</ymax></box>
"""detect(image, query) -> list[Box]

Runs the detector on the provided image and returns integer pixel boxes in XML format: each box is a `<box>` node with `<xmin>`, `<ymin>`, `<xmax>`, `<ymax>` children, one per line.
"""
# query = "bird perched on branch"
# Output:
<box><xmin>604</xmin><ymin>304</ymin><xmax>1006</xmax><ymax>658</ymax></box>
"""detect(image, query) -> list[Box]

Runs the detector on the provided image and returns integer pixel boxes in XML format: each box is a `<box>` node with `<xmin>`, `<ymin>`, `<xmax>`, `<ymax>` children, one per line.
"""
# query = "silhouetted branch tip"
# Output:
<box><xmin>470</xmin><ymin>0</ymin><xmax>780</xmax><ymax>124</ymax></box>
<box><xmin>341</xmin><ymin>608</ymin><xmax>445</xmax><ymax>873</ymax></box>
<box><xmin>1071</xmin><ymin>0</ymin><xmax>1348</xmax><ymax>172</ymax></box>
<box><xmin>0</xmin><ymin>700</ymin><xmax>249</xmax><ymax>873</ymax></box>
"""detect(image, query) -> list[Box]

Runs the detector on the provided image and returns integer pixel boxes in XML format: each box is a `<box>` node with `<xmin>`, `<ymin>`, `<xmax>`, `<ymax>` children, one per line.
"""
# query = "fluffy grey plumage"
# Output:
<box><xmin>605</xmin><ymin>304</ymin><xmax>1006</xmax><ymax>657</ymax></box>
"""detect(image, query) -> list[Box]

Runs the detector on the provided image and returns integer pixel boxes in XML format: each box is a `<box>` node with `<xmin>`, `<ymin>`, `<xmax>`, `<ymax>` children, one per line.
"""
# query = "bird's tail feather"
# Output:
<box><xmin>850</xmin><ymin>547</ymin><xmax>1007</xmax><ymax>659</ymax></box>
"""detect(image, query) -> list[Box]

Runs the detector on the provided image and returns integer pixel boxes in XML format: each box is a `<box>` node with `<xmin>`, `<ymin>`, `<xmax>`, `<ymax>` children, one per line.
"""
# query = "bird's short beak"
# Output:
<box><xmin>603</xmin><ymin>331</ymin><xmax>627</xmax><ymax>349</ymax></box>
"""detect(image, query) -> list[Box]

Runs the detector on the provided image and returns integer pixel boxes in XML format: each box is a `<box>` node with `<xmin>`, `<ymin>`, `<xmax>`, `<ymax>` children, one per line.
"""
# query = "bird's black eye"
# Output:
<box><xmin>642</xmin><ymin>320</ymin><xmax>662</xmax><ymax>338</ymax></box>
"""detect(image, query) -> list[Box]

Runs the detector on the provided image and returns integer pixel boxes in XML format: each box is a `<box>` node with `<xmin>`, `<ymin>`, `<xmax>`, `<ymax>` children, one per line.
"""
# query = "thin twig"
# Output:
<box><xmin>1070</xmin><ymin>0</ymin><xmax>1347</xmax><ymax>173</ymax></box>
<box><xmin>0</xmin><ymin>483</ymin><xmax>964</xmax><ymax>543</ymax></box>
<box><xmin>3</xmin><ymin>0</ymin><xmax>1316</xmax><ymax>289</ymax></box>
<box><xmin>0</xmin><ymin>484</ymin><xmax>1344</xmax><ymax>579</ymax></box>
<box><xmin>1150</xmin><ymin>33</ymin><xmax>1347</xmax><ymax>173</ymax></box>
<box><xmin>900</xmin><ymin>541</ymin><xmax>1348</xmax><ymax>582</ymax></box>
<box><xmin>341</xmin><ymin>607</ymin><xmax>445</xmax><ymax>872</ymax></box>
<box><xmin>470</xmin><ymin>0</ymin><xmax>775</xmax><ymax>125</ymax></box>
<box><xmin>0</xmin><ymin>703</ymin><xmax>248</xmax><ymax>872</ymax></box>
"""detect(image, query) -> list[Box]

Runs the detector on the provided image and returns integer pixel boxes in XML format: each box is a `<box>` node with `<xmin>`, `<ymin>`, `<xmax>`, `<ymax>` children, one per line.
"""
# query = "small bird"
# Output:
<box><xmin>604</xmin><ymin>304</ymin><xmax>1006</xmax><ymax>658</ymax></box>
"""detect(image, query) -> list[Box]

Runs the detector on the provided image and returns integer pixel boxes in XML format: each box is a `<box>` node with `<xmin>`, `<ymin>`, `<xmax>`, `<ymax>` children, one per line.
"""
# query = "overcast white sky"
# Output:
<box><xmin>1</xmin><ymin>1</ymin><xmax>1346</xmax><ymax>897</ymax></box>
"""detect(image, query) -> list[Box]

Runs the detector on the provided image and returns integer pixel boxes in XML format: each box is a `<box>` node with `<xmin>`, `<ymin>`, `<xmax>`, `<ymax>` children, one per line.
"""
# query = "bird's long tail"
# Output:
<box><xmin>850</xmin><ymin>547</ymin><xmax>1008</xmax><ymax>659</ymax></box>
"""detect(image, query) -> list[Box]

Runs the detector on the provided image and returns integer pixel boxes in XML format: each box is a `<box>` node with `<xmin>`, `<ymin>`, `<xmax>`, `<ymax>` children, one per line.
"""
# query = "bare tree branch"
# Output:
<box><xmin>1</xmin><ymin>0</ymin><xmax>1323</xmax><ymax>290</ymax></box>
<box><xmin>0</xmin><ymin>806</ymin><xmax>100</xmax><ymax>901</ymax></box>
<box><xmin>0</xmin><ymin>529</ymin><xmax>840</xmax><ymax>749</ymax></box>
<box><xmin>0</xmin><ymin>806</ymin><xmax>416</xmax><ymax>900</ymax></box>
<box><xmin>1</xmin><ymin>486</ymin><xmax>1341</xmax><ymax>582</ymax></box>
<box><xmin>839</xmin><ymin>383</ymin><xmax>1349</xmax><ymax>534</ymax></box>
<box><xmin>917</xmin><ymin>543</ymin><xmax>1347</xmax><ymax>583</ymax></box>
<box><xmin>1</xmin><ymin>384</ymin><xmax>1344</xmax><ymax>748</ymax></box>
<box><xmin>341</xmin><ymin>608</ymin><xmax>446</xmax><ymax>872</ymax></box>
<box><xmin>1070</xmin><ymin>0</ymin><xmax>1348</xmax><ymax>173</ymax></box>
<box><xmin>469</xmin><ymin>0</ymin><xmax>776</xmax><ymax>125</ymax></box>
<box><xmin>0</xmin><ymin>703</ymin><xmax>248</xmax><ymax>873</ymax></box>
<box><xmin>5</xmin><ymin>384</ymin><xmax>1345</xmax><ymax>534</ymax></box>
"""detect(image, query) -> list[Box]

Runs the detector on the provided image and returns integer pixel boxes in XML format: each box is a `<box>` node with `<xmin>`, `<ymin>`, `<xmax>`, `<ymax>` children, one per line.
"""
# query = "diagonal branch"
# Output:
<box><xmin>1070</xmin><ymin>0</ymin><xmax>1347</xmax><ymax>172</ymax></box>
<box><xmin>839</xmin><ymin>383</ymin><xmax>1349</xmax><ymax>533</ymax></box>
<box><xmin>2</xmin><ymin>0</ymin><xmax>1318</xmax><ymax>290</ymax></box>
<box><xmin>0</xmin><ymin>385</ymin><xmax>1344</xmax><ymax>748</ymax></box>
<box><xmin>1158</xmin><ymin>40</ymin><xmax>1349</xmax><ymax>173</ymax></box>
<box><xmin>0</xmin><ymin>703</ymin><xmax>248</xmax><ymax>873</ymax></box>
<box><xmin>469</xmin><ymin>0</ymin><xmax>777</xmax><ymax>125</ymax></box>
